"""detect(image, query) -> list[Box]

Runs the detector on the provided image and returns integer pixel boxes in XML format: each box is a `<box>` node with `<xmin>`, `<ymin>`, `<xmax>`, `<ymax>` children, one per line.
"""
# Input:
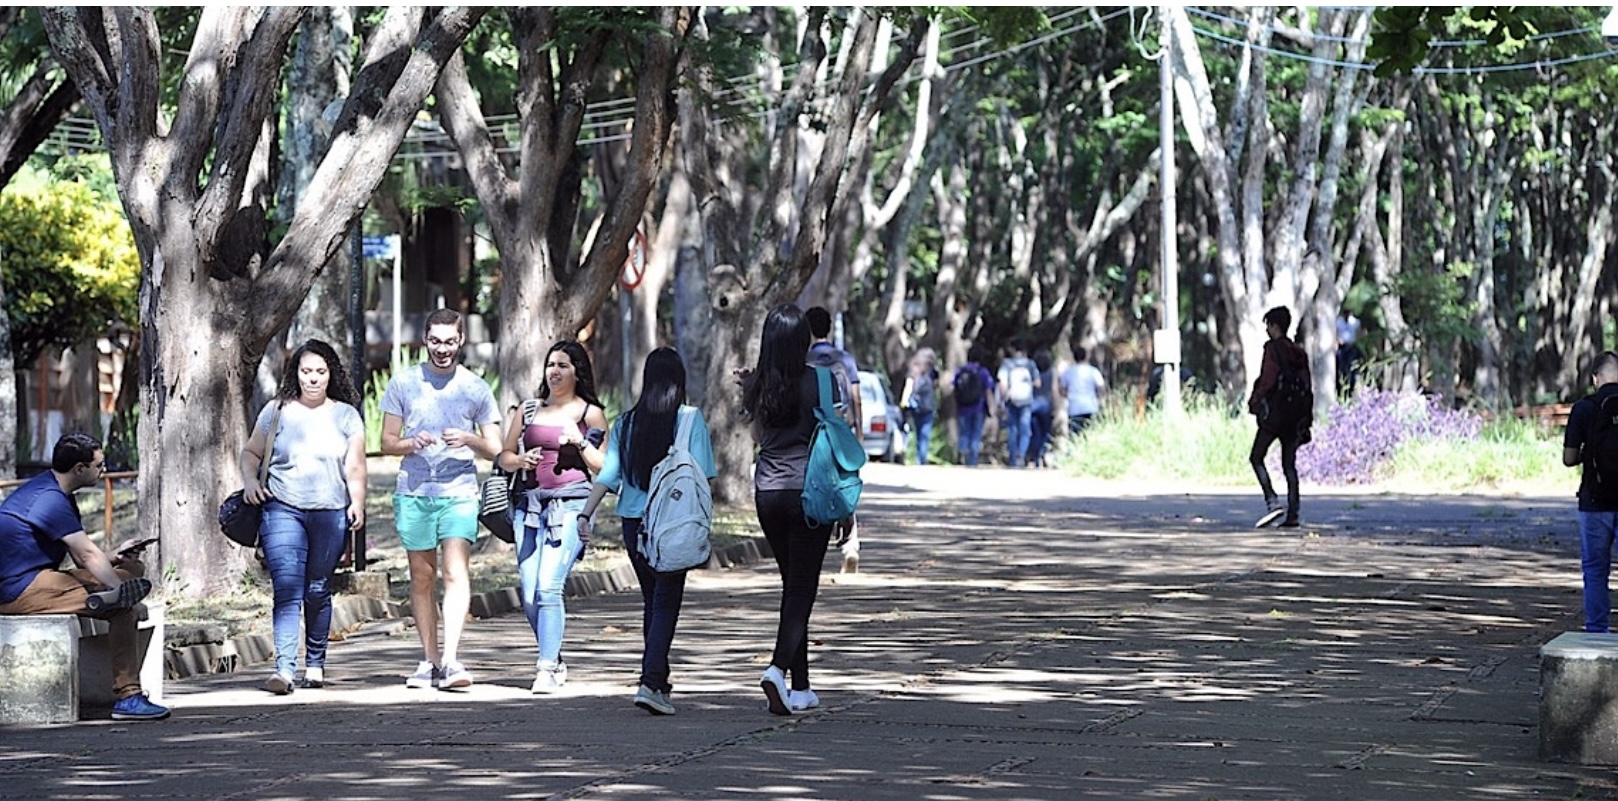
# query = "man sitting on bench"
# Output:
<box><xmin>0</xmin><ymin>432</ymin><xmax>169</xmax><ymax>721</ymax></box>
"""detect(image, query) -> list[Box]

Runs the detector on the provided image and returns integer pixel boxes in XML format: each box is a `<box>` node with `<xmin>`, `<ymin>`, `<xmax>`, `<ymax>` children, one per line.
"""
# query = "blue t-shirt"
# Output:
<box><xmin>0</xmin><ymin>472</ymin><xmax>83</xmax><ymax>604</ymax></box>
<box><xmin>595</xmin><ymin>407</ymin><xmax>717</xmax><ymax>519</ymax></box>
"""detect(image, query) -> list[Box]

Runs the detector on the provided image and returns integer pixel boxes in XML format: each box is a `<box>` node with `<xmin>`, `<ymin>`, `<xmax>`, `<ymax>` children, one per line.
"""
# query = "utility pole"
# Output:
<box><xmin>1157</xmin><ymin>8</ymin><xmax>1183</xmax><ymax>418</ymax></box>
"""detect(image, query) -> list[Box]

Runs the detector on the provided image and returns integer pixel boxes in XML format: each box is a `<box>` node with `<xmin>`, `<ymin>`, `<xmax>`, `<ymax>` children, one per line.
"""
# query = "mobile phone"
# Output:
<box><xmin>118</xmin><ymin>537</ymin><xmax>159</xmax><ymax>553</ymax></box>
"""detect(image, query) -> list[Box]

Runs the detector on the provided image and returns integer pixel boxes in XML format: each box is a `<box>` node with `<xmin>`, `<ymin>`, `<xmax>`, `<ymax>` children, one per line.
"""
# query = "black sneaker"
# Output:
<box><xmin>85</xmin><ymin>578</ymin><xmax>153</xmax><ymax>613</ymax></box>
<box><xmin>1278</xmin><ymin>518</ymin><xmax>1301</xmax><ymax>529</ymax></box>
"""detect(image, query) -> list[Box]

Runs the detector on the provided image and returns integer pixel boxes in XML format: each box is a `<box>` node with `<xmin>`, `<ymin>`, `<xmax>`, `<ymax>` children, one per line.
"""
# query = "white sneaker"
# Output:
<box><xmin>787</xmin><ymin>688</ymin><xmax>820</xmax><ymax>711</ymax></box>
<box><xmin>760</xmin><ymin>665</ymin><xmax>791</xmax><ymax>715</ymax></box>
<box><xmin>531</xmin><ymin>661</ymin><xmax>567</xmax><ymax>693</ymax></box>
<box><xmin>1255</xmin><ymin>508</ymin><xmax>1286</xmax><ymax>529</ymax></box>
<box><xmin>405</xmin><ymin>660</ymin><xmax>440</xmax><ymax>689</ymax></box>
<box><xmin>439</xmin><ymin>660</ymin><xmax>474</xmax><ymax>690</ymax></box>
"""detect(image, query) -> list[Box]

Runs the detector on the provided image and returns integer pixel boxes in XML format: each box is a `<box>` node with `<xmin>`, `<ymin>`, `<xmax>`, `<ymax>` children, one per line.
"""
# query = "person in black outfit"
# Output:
<box><xmin>742</xmin><ymin>303</ymin><xmax>834</xmax><ymax>715</ymax></box>
<box><xmin>1246</xmin><ymin>307</ymin><xmax>1310</xmax><ymax>529</ymax></box>
<box><xmin>1563</xmin><ymin>350</ymin><xmax>1618</xmax><ymax>632</ymax></box>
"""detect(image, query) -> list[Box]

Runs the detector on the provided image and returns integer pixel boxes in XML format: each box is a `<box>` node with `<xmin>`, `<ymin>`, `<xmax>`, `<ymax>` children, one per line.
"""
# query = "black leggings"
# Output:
<box><xmin>1250</xmin><ymin>427</ymin><xmax>1300</xmax><ymax>517</ymax></box>
<box><xmin>755</xmin><ymin>489</ymin><xmax>832</xmax><ymax>691</ymax></box>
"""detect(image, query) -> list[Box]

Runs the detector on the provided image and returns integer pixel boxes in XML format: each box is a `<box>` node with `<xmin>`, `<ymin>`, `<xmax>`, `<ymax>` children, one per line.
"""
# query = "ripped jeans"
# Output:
<box><xmin>517</xmin><ymin>488</ymin><xmax>587</xmax><ymax>665</ymax></box>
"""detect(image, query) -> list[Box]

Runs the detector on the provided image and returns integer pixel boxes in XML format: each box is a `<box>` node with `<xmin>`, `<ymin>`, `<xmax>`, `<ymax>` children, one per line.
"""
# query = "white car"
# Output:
<box><xmin>857</xmin><ymin>370</ymin><xmax>906</xmax><ymax>462</ymax></box>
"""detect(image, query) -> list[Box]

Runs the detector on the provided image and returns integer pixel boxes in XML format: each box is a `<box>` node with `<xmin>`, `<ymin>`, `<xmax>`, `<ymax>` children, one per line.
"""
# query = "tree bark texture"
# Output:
<box><xmin>43</xmin><ymin>6</ymin><xmax>485</xmax><ymax>595</ymax></box>
<box><xmin>436</xmin><ymin>7</ymin><xmax>689</xmax><ymax>413</ymax></box>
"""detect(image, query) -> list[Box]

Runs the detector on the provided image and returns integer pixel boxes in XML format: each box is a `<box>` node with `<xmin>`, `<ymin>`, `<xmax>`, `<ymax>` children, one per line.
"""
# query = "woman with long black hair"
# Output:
<box><xmin>579</xmin><ymin>347</ymin><xmax>715</xmax><ymax>715</ymax></box>
<box><xmin>742</xmin><ymin>303</ymin><xmax>835</xmax><ymax>715</ymax></box>
<box><xmin>495</xmin><ymin>340</ymin><xmax>610</xmax><ymax>692</ymax></box>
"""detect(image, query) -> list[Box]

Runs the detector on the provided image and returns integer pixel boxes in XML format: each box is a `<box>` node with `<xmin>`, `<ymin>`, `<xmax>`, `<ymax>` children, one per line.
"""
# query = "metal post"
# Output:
<box><xmin>349</xmin><ymin>226</ymin><xmax>367</xmax><ymax>573</ymax></box>
<box><xmin>1158</xmin><ymin>9</ymin><xmax>1183</xmax><ymax>418</ymax></box>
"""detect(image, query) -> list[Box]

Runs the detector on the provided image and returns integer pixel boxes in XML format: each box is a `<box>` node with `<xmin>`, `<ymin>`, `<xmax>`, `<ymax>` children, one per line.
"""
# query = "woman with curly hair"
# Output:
<box><xmin>239</xmin><ymin>339</ymin><xmax>366</xmax><ymax>695</ymax></box>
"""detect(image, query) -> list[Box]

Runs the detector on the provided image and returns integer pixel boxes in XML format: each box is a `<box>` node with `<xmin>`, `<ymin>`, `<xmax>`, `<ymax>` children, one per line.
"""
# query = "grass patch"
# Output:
<box><xmin>1052</xmin><ymin>390</ymin><xmax>1570</xmax><ymax>493</ymax></box>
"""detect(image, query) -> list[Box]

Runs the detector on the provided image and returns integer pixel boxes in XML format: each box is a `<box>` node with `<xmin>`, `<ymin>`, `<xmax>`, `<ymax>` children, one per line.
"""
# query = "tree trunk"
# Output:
<box><xmin>686</xmin><ymin>8</ymin><xmax>925</xmax><ymax>503</ymax></box>
<box><xmin>44</xmin><ymin>7</ymin><xmax>485</xmax><ymax>595</ymax></box>
<box><xmin>436</xmin><ymin>7</ymin><xmax>689</xmax><ymax>413</ymax></box>
<box><xmin>0</xmin><ymin>270</ymin><xmax>13</xmax><ymax>480</ymax></box>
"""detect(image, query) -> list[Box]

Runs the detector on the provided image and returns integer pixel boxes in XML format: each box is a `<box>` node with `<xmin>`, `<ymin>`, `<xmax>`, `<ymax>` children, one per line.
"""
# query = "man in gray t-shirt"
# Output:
<box><xmin>380</xmin><ymin>309</ymin><xmax>502</xmax><ymax>690</ymax></box>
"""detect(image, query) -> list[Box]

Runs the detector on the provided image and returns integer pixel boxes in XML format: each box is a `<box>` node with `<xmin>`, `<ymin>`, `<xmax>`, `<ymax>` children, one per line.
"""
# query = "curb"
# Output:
<box><xmin>164</xmin><ymin>537</ymin><xmax>772</xmax><ymax>681</ymax></box>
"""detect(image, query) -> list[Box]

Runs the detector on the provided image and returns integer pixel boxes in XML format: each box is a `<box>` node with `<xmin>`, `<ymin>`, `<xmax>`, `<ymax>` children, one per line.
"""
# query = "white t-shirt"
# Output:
<box><xmin>380</xmin><ymin>364</ymin><xmax>500</xmax><ymax>497</ymax></box>
<box><xmin>254</xmin><ymin>400</ymin><xmax>365</xmax><ymax>510</ymax></box>
<box><xmin>1060</xmin><ymin>362</ymin><xmax>1106</xmax><ymax>417</ymax></box>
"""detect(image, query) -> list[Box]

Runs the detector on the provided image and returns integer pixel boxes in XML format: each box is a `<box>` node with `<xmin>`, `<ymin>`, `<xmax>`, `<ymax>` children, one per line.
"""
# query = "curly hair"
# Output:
<box><xmin>279</xmin><ymin>339</ymin><xmax>360</xmax><ymax>407</ymax></box>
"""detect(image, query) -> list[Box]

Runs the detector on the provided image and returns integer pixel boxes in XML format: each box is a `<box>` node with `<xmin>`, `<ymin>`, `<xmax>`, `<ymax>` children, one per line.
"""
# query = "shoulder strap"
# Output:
<box><xmin>814</xmin><ymin>366</ymin><xmax>835</xmax><ymax>416</ymax></box>
<box><xmin>673</xmin><ymin>407</ymin><xmax>695</xmax><ymax>453</ymax></box>
<box><xmin>521</xmin><ymin>399</ymin><xmax>541</xmax><ymax>425</ymax></box>
<box><xmin>259</xmin><ymin>402</ymin><xmax>283</xmax><ymax>484</ymax></box>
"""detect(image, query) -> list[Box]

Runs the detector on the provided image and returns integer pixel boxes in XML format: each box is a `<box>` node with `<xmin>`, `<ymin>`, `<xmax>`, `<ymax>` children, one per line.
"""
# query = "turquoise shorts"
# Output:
<box><xmin>393</xmin><ymin>494</ymin><xmax>480</xmax><ymax>552</ymax></box>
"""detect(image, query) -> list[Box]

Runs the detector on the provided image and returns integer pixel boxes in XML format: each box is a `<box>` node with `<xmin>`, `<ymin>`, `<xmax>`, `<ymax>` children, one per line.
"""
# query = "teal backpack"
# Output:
<box><xmin>802</xmin><ymin>365</ymin><xmax>868</xmax><ymax>528</ymax></box>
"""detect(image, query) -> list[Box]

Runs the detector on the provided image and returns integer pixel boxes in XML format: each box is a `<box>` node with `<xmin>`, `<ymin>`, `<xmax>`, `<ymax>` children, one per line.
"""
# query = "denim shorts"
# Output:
<box><xmin>393</xmin><ymin>494</ymin><xmax>480</xmax><ymax>552</ymax></box>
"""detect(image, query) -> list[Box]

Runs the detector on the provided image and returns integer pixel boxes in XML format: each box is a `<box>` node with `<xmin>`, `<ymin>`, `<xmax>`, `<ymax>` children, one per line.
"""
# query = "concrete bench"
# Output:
<box><xmin>0</xmin><ymin>603</ymin><xmax>165</xmax><ymax>725</ymax></box>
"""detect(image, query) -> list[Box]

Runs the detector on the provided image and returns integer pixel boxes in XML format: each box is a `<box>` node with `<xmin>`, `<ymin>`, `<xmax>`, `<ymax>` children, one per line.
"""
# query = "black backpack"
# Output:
<box><xmin>1263</xmin><ymin>362</ymin><xmax>1312</xmax><ymax>434</ymax></box>
<box><xmin>1587</xmin><ymin>395</ymin><xmax>1618</xmax><ymax>505</ymax></box>
<box><xmin>955</xmin><ymin>367</ymin><xmax>985</xmax><ymax>407</ymax></box>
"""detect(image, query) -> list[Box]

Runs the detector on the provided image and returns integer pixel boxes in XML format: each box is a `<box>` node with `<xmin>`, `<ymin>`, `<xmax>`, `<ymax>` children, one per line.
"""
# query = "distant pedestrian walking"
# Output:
<box><xmin>998</xmin><ymin>341</ymin><xmax>1039</xmax><ymax>468</ymax></box>
<box><xmin>1562</xmin><ymin>350</ymin><xmax>1618</xmax><ymax>632</ymax></box>
<box><xmin>579</xmin><ymin>347</ymin><xmax>716</xmax><ymax>715</ymax></box>
<box><xmin>900</xmin><ymin>348</ymin><xmax>939</xmax><ymax>465</ymax></box>
<box><xmin>1247</xmin><ymin>307</ymin><xmax>1311</xmax><ymax>529</ymax></box>
<box><xmin>953</xmin><ymin>347</ymin><xmax>996</xmax><ymax>467</ymax></box>
<box><xmin>1059</xmin><ymin>348</ymin><xmax>1107</xmax><ymax>436</ymax></box>
<box><xmin>1026</xmin><ymin>349</ymin><xmax>1055</xmax><ymax>468</ymax></box>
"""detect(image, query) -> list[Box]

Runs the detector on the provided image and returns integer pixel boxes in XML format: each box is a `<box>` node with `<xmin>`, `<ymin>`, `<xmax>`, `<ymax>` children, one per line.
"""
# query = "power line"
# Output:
<box><xmin>1187</xmin><ymin>19</ymin><xmax>1618</xmax><ymax>75</ymax></box>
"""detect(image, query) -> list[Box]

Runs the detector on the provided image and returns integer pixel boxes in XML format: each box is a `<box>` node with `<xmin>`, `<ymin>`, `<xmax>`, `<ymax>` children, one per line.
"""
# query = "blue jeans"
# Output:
<box><xmin>1004</xmin><ymin>403</ymin><xmax>1033</xmax><ymax>467</ymax></box>
<box><xmin>957</xmin><ymin>408</ymin><xmax>986</xmax><ymax>466</ymax></box>
<box><xmin>260</xmin><ymin>501</ymin><xmax>349</xmax><ymax>677</ymax></box>
<box><xmin>517</xmin><ymin>496</ymin><xmax>585</xmax><ymax>664</ymax></box>
<box><xmin>911</xmin><ymin>410</ymin><xmax>935</xmax><ymax>465</ymax></box>
<box><xmin>1027</xmin><ymin>399</ymin><xmax>1053</xmax><ymax>466</ymax></box>
<box><xmin>1580</xmin><ymin>511</ymin><xmax>1618</xmax><ymax>632</ymax></box>
<box><xmin>622</xmin><ymin>517</ymin><xmax>687</xmax><ymax>692</ymax></box>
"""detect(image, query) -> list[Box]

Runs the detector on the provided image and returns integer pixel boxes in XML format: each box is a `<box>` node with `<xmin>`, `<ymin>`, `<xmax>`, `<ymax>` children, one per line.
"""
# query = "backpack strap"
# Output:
<box><xmin>673</xmin><ymin>406</ymin><xmax>695</xmax><ymax>454</ymax></box>
<box><xmin>520</xmin><ymin>399</ymin><xmax>541</xmax><ymax>425</ymax></box>
<box><xmin>814</xmin><ymin>366</ymin><xmax>836</xmax><ymax>418</ymax></box>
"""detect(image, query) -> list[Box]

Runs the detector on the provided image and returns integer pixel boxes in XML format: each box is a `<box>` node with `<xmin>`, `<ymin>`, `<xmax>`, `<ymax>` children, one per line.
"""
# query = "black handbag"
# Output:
<box><xmin>220</xmin><ymin>402</ymin><xmax>282</xmax><ymax>548</ymax></box>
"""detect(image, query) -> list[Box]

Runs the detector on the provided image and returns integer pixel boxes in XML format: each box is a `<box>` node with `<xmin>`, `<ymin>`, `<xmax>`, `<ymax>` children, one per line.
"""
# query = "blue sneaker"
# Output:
<box><xmin>110</xmin><ymin>693</ymin><xmax>171</xmax><ymax>721</ymax></box>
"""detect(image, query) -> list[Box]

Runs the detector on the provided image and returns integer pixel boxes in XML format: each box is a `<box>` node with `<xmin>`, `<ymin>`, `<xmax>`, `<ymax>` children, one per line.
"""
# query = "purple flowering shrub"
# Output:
<box><xmin>1295</xmin><ymin>391</ymin><xmax>1483</xmax><ymax>485</ymax></box>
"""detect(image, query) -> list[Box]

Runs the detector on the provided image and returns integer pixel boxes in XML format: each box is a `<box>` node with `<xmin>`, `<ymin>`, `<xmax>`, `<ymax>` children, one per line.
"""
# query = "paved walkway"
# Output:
<box><xmin>7</xmin><ymin>465</ymin><xmax>1617</xmax><ymax>800</ymax></box>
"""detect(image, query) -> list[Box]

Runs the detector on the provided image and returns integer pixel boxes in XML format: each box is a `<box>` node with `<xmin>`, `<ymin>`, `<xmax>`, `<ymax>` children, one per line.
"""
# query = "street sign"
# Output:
<box><xmin>362</xmin><ymin>235</ymin><xmax>397</xmax><ymax>260</ymax></box>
